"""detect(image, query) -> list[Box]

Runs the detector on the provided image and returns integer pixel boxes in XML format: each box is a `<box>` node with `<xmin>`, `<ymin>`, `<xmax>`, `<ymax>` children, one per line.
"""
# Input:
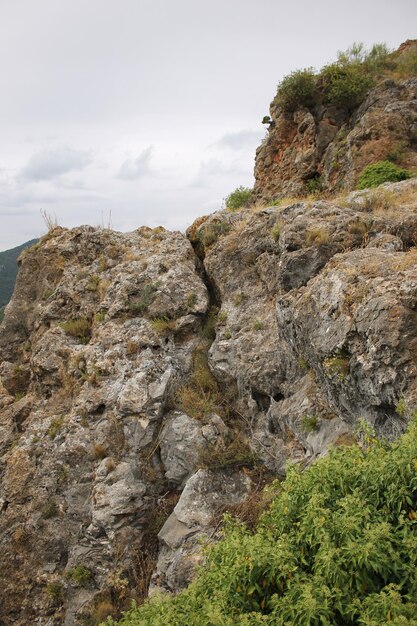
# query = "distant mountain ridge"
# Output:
<box><xmin>0</xmin><ymin>239</ymin><xmax>38</xmax><ymax>314</ymax></box>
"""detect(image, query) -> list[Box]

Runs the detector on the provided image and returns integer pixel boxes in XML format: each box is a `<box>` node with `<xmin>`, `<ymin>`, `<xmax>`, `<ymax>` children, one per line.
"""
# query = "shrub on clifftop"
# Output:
<box><xmin>224</xmin><ymin>186</ymin><xmax>253</xmax><ymax>211</ymax></box>
<box><xmin>275</xmin><ymin>68</ymin><xmax>317</xmax><ymax>112</ymax></box>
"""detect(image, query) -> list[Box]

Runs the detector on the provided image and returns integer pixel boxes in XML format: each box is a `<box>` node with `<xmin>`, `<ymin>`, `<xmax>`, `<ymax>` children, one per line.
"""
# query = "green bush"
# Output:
<box><xmin>321</xmin><ymin>62</ymin><xmax>373</xmax><ymax>110</ymax></box>
<box><xmin>224</xmin><ymin>186</ymin><xmax>253</xmax><ymax>211</ymax></box>
<box><xmin>104</xmin><ymin>416</ymin><xmax>417</xmax><ymax>626</ymax></box>
<box><xmin>357</xmin><ymin>160</ymin><xmax>411</xmax><ymax>190</ymax></box>
<box><xmin>67</xmin><ymin>564</ymin><xmax>92</xmax><ymax>587</ymax></box>
<box><xmin>275</xmin><ymin>67</ymin><xmax>317</xmax><ymax>112</ymax></box>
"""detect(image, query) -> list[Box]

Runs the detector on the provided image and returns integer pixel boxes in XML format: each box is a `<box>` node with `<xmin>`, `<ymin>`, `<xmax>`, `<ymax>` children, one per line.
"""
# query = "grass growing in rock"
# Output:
<box><xmin>176</xmin><ymin>344</ymin><xmax>226</xmax><ymax>421</ymax></box>
<box><xmin>103</xmin><ymin>416</ymin><xmax>417</xmax><ymax>626</ymax></box>
<box><xmin>61</xmin><ymin>317</ymin><xmax>92</xmax><ymax>343</ymax></box>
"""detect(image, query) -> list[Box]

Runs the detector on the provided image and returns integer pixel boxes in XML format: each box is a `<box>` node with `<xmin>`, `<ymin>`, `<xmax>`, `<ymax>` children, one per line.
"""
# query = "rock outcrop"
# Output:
<box><xmin>1</xmin><ymin>177</ymin><xmax>417</xmax><ymax>624</ymax></box>
<box><xmin>254</xmin><ymin>42</ymin><xmax>417</xmax><ymax>200</ymax></box>
<box><xmin>1</xmin><ymin>39</ymin><xmax>417</xmax><ymax>623</ymax></box>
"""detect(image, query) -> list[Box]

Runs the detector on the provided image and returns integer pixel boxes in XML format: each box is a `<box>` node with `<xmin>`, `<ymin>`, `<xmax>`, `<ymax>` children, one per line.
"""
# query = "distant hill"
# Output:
<box><xmin>0</xmin><ymin>239</ymin><xmax>38</xmax><ymax>317</ymax></box>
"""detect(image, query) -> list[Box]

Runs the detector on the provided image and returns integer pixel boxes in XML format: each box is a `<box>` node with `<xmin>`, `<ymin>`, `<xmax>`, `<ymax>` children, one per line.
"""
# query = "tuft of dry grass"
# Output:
<box><xmin>175</xmin><ymin>344</ymin><xmax>230</xmax><ymax>421</ymax></box>
<box><xmin>305</xmin><ymin>227</ymin><xmax>330</xmax><ymax>246</ymax></box>
<box><xmin>61</xmin><ymin>317</ymin><xmax>92</xmax><ymax>343</ymax></box>
<box><xmin>150</xmin><ymin>317</ymin><xmax>177</xmax><ymax>334</ymax></box>
<box><xmin>91</xmin><ymin>442</ymin><xmax>107</xmax><ymax>460</ymax></box>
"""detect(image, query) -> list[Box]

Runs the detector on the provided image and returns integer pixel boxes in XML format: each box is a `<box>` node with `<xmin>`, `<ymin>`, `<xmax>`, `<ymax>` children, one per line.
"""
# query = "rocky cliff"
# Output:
<box><xmin>254</xmin><ymin>40</ymin><xmax>417</xmax><ymax>200</ymax></box>
<box><xmin>1</xmin><ymin>177</ymin><xmax>417</xmax><ymax>624</ymax></box>
<box><xmin>1</xmin><ymin>42</ymin><xmax>417</xmax><ymax>626</ymax></box>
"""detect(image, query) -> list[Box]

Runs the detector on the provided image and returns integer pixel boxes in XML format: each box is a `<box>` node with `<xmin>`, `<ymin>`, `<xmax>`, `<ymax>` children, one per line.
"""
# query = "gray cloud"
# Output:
<box><xmin>117</xmin><ymin>147</ymin><xmax>153</xmax><ymax>181</ymax></box>
<box><xmin>211</xmin><ymin>130</ymin><xmax>264</xmax><ymax>152</ymax></box>
<box><xmin>20</xmin><ymin>146</ymin><xmax>91</xmax><ymax>181</ymax></box>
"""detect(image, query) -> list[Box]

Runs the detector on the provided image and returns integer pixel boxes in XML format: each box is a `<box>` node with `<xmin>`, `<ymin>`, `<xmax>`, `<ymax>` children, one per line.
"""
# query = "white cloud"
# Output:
<box><xmin>211</xmin><ymin>129</ymin><xmax>264</xmax><ymax>152</ymax></box>
<box><xmin>19</xmin><ymin>146</ymin><xmax>91</xmax><ymax>181</ymax></box>
<box><xmin>117</xmin><ymin>146</ymin><xmax>153</xmax><ymax>181</ymax></box>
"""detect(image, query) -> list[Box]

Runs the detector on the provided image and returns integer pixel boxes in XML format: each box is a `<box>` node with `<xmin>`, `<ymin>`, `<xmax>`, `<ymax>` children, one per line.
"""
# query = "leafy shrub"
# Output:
<box><xmin>67</xmin><ymin>564</ymin><xmax>91</xmax><ymax>587</ymax></box>
<box><xmin>106</xmin><ymin>416</ymin><xmax>417</xmax><ymax>625</ymax></box>
<box><xmin>357</xmin><ymin>160</ymin><xmax>411</xmax><ymax>190</ymax></box>
<box><xmin>305</xmin><ymin>175</ymin><xmax>322</xmax><ymax>194</ymax></box>
<box><xmin>321</xmin><ymin>61</ymin><xmax>373</xmax><ymax>110</ymax></box>
<box><xmin>275</xmin><ymin>68</ymin><xmax>317</xmax><ymax>112</ymax></box>
<box><xmin>224</xmin><ymin>186</ymin><xmax>253</xmax><ymax>211</ymax></box>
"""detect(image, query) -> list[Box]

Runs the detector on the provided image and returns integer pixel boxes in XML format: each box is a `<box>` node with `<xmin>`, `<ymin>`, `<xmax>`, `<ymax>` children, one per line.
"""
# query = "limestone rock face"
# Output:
<box><xmin>153</xmin><ymin>468</ymin><xmax>251</xmax><ymax>592</ymax></box>
<box><xmin>0</xmin><ymin>226</ymin><xmax>210</xmax><ymax>624</ymax></box>
<box><xmin>1</xmin><ymin>178</ymin><xmax>417</xmax><ymax>623</ymax></box>
<box><xmin>254</xmin><ymin>77</ymin><xmax>417</xmax><ymax>201</ymax></box>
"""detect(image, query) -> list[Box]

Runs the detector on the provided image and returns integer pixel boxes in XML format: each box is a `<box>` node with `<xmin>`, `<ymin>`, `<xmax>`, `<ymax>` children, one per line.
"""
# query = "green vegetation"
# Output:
<box><xmin>224</xmin><ymin>186</ymin><xmax>253</xmax><ymax>211</ymax></box>
<box><xmin>274</xmin><ymin>42</ymin><xmax>417</xmax><ymax>115</ymax></box>
<box><xmin>104</xmin><ymin>416</ymin><xmax>417</xmax><ymax>625</ymax></box>
<box><xmin>150</xmin><ymin>317</ymin><xmax>177</xmax><ymax>334</ymax></box>
<box><xmin>47</xmin><ymin>417</ymin><xmax>64</xmax><ymax>439</ymax></box>
<box><xmin>0</xmin><ymin>239</ymin><xmax>38</xmax><ymax>317</ymax></box>
<box><xmin>305</xmin><ymin>175</ymin><xmax>322</xmax><ymax>195</ymax></box>
<box><xmin>320</xmin><ymin>62</ymin><xmax>373</xmax><ymax>111</ymax></box>
<box><xmin>275</xmin><ymin>68</ymin><xmax>316</xmax><ymax>112</ymax></box>
<box><xmin>301</xmin><ymin>414</ymin><xmax>319</xmax><ymax>433</ymax></box>
<box><xmin>67</xmin><ymin>564</ymin><xmax>92</xmax><ymax>587</ymax></box>
<box><xmin>356</xmin><ymin>160</ymin><xmax>411</xmax><ymax>190</ymax></box>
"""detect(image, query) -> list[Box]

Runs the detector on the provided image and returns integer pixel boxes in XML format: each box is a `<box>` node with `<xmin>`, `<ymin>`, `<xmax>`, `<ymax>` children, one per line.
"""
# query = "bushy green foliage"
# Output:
<box><xmin>321</xmin><ymin>62</ymin><xmax>373</xmax><ymax>110</ymax></box>
<box><xmin>273</xmin><ymin>42</ymin><xmax>401</xmax><ymax>116</ymax></box>
<box><xmin>224</xmin><ymin>186</ymin><xmax>253</xmax><ymax>211</ymax></box>
<box><xmin>104</xmin><ymin>417</ymin><xmax>417</xmax><ymax>626</ymax></box>
<box><xmin>275</xmin><ymin>68</ymin><xmax>317</xmax><ymax>112</ymax></box>
<box><xmin>357</xmin><ymin>160</ymin><xmax>411</xmax><ymax>190</ymax></box>
<box><xmin>305</xmin><ymin>175</ymin><xmax>322</xmax><ymax>194</ymax></box>
<box><xmin>67</xmin><ymin>564</ymin><xmax>92</xmax><ymax>587</ymax></box>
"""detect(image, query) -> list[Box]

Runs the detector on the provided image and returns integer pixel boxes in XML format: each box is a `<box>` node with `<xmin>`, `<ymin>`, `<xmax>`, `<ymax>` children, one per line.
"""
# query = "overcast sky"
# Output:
<box><xmin>0</xmin><ymin>0</ymin><xmax>416</xmax><ymax>250</ymax></box>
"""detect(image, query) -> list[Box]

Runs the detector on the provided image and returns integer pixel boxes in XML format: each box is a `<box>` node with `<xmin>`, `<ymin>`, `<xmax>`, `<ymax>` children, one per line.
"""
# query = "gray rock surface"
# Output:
<box><xmin>0</xmin><ymin>177</ymin><xmax>417</xmax><ymax>623</ymax></box>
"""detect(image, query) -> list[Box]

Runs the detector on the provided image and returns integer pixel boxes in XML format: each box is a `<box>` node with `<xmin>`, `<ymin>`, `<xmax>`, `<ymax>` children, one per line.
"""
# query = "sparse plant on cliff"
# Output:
<box><xmin>356</xmin><ymin>160</ymin><xmax>411</xmax><ymax>190</ymax></box>
<box><xmin>301</xmin><ymin>414</ymin><xmax>319</xmax><ymax>433</ymax></box>
<box><xmin>275</xmin><ymin>67</ymin><xmax>317</xmax><ymax>112</ymax></box>
<box><xmin>67</xmin><ymin>564</ymin><xmax>92</xmax><ymax>587</ymax></box>
<box><xmin>61</xmin><ymin>317</ymin><xmax>92</xmax><ymax>343</ymax></box>
<box><xmin>224</xmin><ymin>186</ymin><xmax>253</xmax><ymax>211</ymax></box>
<box><xmin>197</xmin><ymin>221</ymin><xmax>230</xmax><ymax>246</ymax></box>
